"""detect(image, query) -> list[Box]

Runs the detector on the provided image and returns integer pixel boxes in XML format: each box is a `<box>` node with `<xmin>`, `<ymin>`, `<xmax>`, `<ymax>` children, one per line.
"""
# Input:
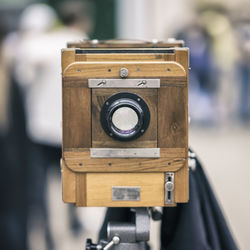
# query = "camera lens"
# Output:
<box><xmin>100</xmin><ymin>92</ymin><xmax>150</xmax><ymax>141</ymax></box>
<box><xmin>112</xmin><ymin>107</ymin><xmax>139</xmax><ymax>133</ymax></box>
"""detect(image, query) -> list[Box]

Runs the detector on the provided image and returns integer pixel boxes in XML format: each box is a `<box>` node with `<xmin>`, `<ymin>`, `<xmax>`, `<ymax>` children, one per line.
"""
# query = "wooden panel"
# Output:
<box><xmin>163</xmin><ymin>54</ymin><xmax>176</xmax><ymax>62</ymax></box>
<box><xmin>160</xmin><ymin>77</ymin><xmax>187</xmax><ymax>87</ymax></box>
<box><xmin>175</xmin><ymin>49</ymin><xmax>189</xmax><ymax>71</ymax></box>
<box><xmin>76</xmin><ymin>53</ymin><xmax>166</xmax><ymax>62</ymax></box>
<box><xmin>86</xmin><ymin>173</ymin><xmax>164</xmax><ymax>207</ymax></box>
<box><xmin>160</xmin><ymin>147</ymin><xmax>185</xmax><ymax>157</ymax></box>
<box><xmin>63</xmin><ymin>61</ymin><xmax>186</xmax><ymax>78</ymax></box>
<box><xmin>63</xmin><ymin>78</ymin><xmax>88</xmax><ymax>88</ymax></box>
<box><xmin>174</xmin><ymin>164</ymin><xmax>189</xmax><ymax>203</ymax></box>
<box><xmin>63</xmin><ymin>80</ymin><xmax>91</xmax><ymax>148</ymax></box>
<box><xmin>63</xmin><ymin>148</ymin><xmax>186</xmax><ymax>173</ymax></box>
<box><xmin>158</xmin><ymin>86</ymin><xmax>187</xmax><ymax>148</ymax></box>
<box><xmin>92</xmin><ymin>88</ymin><xmax>157</xmax><ymax>148</ymax></box>
<box><xmin>61</xmin><ymin>159</ymin><xmax>76</xmax><ymax>203</ymax></box>
<box><xmin>62</xmin><ymin>49</ymin><xmax>75</xmax><ymax>72</ymax></box>
<box><xmin>76</xmin><ymin>174</ymin><xmax>87</xmax><ymax>206</ymax></box>
<box><xmin>64</xmin><ymin>157</ymin><xmax>185</xmax><ymax>173</ymax></box>
<box><xmin>175</xmin><ymin>49</ymin><xmax>189</xmax><ymax>157</ymax></box>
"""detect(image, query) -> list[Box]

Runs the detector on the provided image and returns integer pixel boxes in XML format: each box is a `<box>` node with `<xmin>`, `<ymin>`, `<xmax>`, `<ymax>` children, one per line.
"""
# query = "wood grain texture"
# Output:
<box><xmin>76</xmin><ymin>173</ymin><xmax>87</xmax><ymax>206</ymax></box>
<box><xmin>63</xmin><ymin>157</ymin><xmax>185</xmax><ymax>173</ymax></box>
<box><xmin>175</xmin><ymin>49</ymin><xmax>189</xmax><ymax>158</ymax></box>
<box><xmin>76</xmin><ymin>53</ymin><xmax>166</xmax><ymax>62</ymax></box>
<box><xmin>86</xmin><ymin>173</ymin><xmax>165</xmax><ymax>207</ymax></box>
<box><xmin>158</xmin><ymin>86</ymin><xmax>187</xmax><ymax>148</ymax></box>
<box><xmin>61</xmin><ymin>159</ymin><xmax>76</xmax><ymax>203</ymax></box>
<box><xmin>63</xmin><ymin>61</ymin><xmax>186</xmax><ymax>78</ymax></box>
<box><xmin>63</xmin><ymin>148</ymin><xmax>186</xmax><ymax>173</ymax></box>
<box><xmin>175</xmin><ymin>49</ymin><xmax>189</xmax><ymax>70</ymax></box>
<box><xmin>92</xmin><ymin>88</ymin><xmax>157</xmax><ymax>148</ymax></box>
<box><xmin>174</xmin><ymin>164</ymin><xmax>189</xmax><ymax>203</ymax></box>
<box><xmin>62</xmin><ymin>49</ymin><xmax>75</xmax><ymax>72</ymax></box>
<box><xmin>63</xmin><ymin>80</ymin><xmax>91</xmax><ymax>148</ymax></box>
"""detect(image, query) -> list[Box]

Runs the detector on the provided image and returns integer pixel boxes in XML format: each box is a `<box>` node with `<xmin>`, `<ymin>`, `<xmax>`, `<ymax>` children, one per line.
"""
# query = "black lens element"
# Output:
<box><xmin>100</xmin><ymin>92</ymin><xmax>150</xmax><ymax>141</ymax></box>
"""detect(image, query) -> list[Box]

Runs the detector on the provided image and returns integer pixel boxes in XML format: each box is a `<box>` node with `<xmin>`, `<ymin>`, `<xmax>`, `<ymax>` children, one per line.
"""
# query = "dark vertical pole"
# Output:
<box><xmin>91</xmin><ymin>0</ymin><xmax>115</xmax><ymax>39</ymax></box>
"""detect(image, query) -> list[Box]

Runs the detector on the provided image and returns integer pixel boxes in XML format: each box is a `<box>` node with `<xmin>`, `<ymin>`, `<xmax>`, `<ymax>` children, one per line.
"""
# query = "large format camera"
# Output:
<box><xmin>61</xmin><ymin>39</ymin><xmax>189</xmax><ymax>207</ymax></box>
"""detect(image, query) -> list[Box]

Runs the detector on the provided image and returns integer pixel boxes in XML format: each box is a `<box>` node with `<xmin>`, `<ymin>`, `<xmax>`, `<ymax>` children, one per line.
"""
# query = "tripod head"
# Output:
<box><xmin>86</xmin><ymin>207</ymin><xmax>162</xmax><ymax>250</ymax></box>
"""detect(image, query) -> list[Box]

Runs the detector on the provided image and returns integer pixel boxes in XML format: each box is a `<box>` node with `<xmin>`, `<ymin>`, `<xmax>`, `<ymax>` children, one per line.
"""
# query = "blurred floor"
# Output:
<box><xmin>34</xmin><ymin>123</ymin><xmax>250</xmax><ymax>250</ymax></box>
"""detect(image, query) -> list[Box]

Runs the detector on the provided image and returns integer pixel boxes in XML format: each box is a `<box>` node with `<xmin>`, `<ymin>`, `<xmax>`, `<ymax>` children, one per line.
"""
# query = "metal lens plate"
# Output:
<box><xmin>112</xmin><ymin>107</ymin><xmax>139</xmax><ymax>133</ymax></box>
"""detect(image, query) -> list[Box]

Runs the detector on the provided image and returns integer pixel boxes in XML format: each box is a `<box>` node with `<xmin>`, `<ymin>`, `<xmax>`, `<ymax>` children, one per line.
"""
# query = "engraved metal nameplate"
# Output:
<box><xmin>88</xmin><ymin>79</ymin><xmax>160</xmax><ymax>88</ymax></box>
<box><xmin>112</xmin><ymin>186</ymin><xmax>140</xmax><ymax>201</ymax></box>
<box><xmin>90</xmin><ymin>148</ymin><xmax>160</xmax><ymax>158</ymax></box>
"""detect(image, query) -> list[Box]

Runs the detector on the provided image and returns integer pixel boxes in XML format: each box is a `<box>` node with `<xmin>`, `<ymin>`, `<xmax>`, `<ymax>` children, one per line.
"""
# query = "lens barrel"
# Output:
<box><xmin>100</xmin><ymin>92</ymin><xmax>150</xmax><ymax>141</ymax></box>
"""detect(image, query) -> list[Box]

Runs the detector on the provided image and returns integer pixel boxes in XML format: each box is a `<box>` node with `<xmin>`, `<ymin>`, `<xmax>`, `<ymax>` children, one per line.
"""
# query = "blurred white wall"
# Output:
<box><xmin>116</xmin><ymin>0</ymin><xmax>194</xmax><ymax>39</ymax></box>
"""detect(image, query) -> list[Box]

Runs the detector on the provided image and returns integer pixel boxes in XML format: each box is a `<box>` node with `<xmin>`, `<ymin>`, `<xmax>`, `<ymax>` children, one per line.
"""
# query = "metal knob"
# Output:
<box><xmin>165</xmin><ymin>181</ymin><xmax>174</xmax><ymax>191</ymax></box>
<box><xmin>120</xmin><ymin>68</ymin><xmax>128</xmax><ymax>78</ymax></box>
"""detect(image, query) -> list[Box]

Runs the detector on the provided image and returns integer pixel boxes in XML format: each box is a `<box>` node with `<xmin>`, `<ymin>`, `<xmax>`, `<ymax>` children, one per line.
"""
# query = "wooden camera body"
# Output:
<box><xmin>61</xmin><ymin>40</ymin><xmax>189</xmax><ymax>207</ymax></box>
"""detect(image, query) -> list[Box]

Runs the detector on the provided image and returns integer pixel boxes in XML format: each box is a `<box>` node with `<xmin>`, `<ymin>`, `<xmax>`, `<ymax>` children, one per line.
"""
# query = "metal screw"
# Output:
<box><xmin>120</xmin><ymin>67</ymin><xmax>128</xmax><ymax>78</ymax></box>
<box><xmin>98</xmin><ymin>80</ymin><xmax>106</xmax><ymax>86</ymax></box>
<box><xmin>137</xmin><ymin>80</ymin><xmax>147</xmax><ymax>86</ymax></box>
<box><xmin>166</xmin><ymin>181</ymin><xmax>174</xmax><ymax>191</ymax></box>
<box><xmin>103</xmin><ymin>236</ymin><xmax>120</xmax><ymax>250</ymax></box>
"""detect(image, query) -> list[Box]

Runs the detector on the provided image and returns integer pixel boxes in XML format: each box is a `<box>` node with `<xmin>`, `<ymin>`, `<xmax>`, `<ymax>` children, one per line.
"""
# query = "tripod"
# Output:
<box><xmin>86</xmin><ymin>207</ymin><xmax>162</xmax><ymax>250</ymax></box>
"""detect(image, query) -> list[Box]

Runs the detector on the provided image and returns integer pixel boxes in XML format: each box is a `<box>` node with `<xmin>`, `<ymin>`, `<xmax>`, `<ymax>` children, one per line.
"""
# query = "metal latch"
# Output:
<box><xmin>165</xmin><ymin>173</ymin><xmax>174</xmax><ymax>205</ymax></box>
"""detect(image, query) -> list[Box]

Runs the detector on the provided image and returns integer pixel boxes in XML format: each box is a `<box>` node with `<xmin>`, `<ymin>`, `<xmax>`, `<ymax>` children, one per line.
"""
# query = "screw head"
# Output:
<box><xmin>165</xmin><ymin>181</ymin><xmax>174</xmax><ymax>191</ymax></box>
<box><xmin>113</xmin><ymin>236</ymin><xmax>120</xmax><ymax>245</ymax></box>
<box><xmin>120</xmin><ymin>68</ymin><xmax>128</xmax><ymax>78</ymax></box>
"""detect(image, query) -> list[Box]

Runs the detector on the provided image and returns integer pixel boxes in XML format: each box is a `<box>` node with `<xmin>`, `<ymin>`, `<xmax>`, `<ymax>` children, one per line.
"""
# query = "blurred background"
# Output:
<box><xmin>0</xmin><ymin>0</ymin><xmax>249</xmax><ymax>249</ymax></box>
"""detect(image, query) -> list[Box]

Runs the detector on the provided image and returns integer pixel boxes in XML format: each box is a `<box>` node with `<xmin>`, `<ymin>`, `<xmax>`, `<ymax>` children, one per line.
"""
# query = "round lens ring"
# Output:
<box><xmin>100</xmin><ymin>92</ymin><xmax>150</xmax><ymax>141</ymax></box>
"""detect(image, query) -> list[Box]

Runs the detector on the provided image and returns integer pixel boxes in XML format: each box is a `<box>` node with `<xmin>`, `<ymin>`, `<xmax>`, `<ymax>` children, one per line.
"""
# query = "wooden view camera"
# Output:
<box><xmin>61</xmin><ymin>40</ymin><xmax>189</xmax><ymax>207</ymax></box>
